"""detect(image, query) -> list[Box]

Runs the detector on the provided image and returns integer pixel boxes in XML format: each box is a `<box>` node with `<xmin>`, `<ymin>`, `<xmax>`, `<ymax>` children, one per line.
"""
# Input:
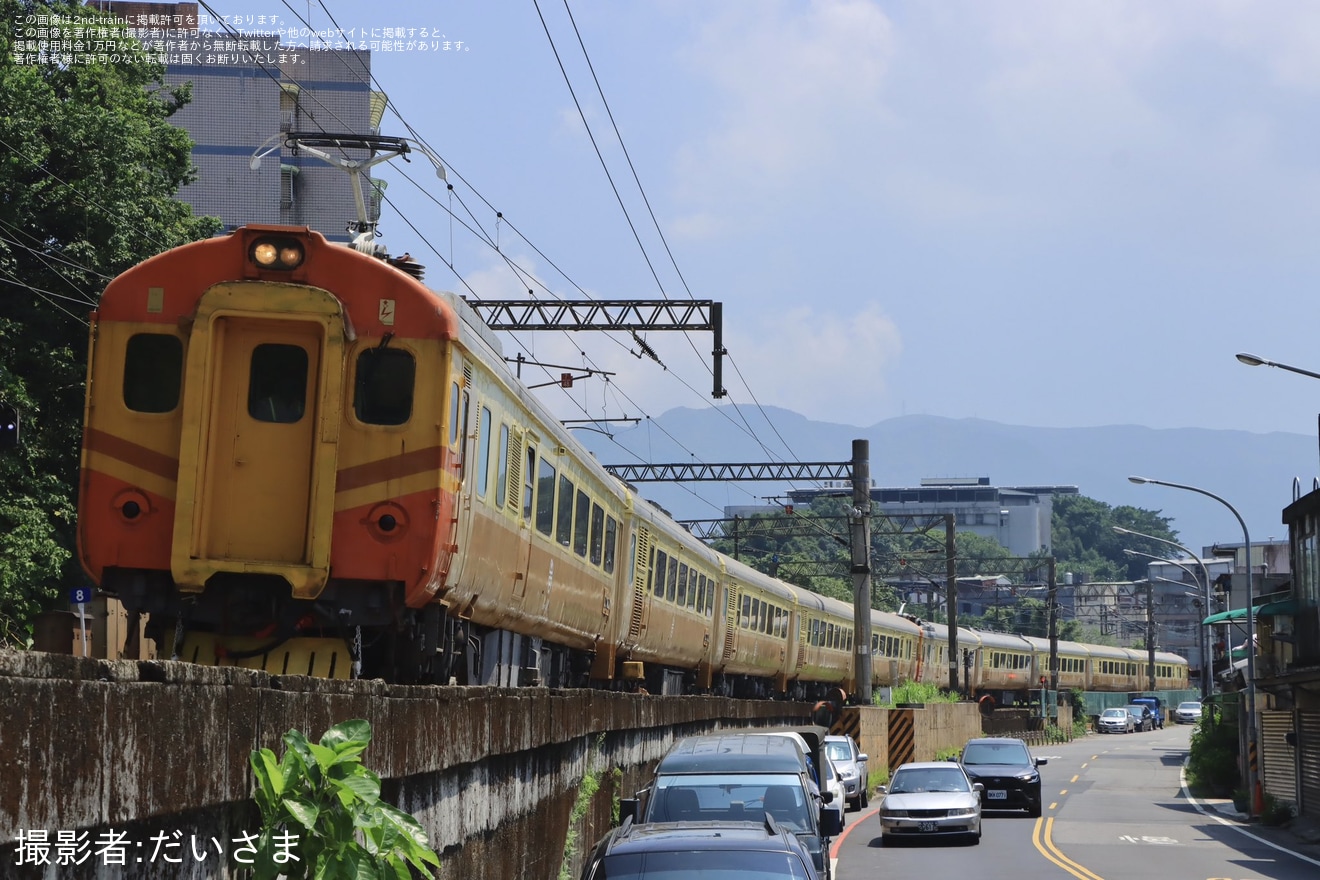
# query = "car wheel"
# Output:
<box><xmin>847</xmin><ymin>797</ymin><xmax>858</xmax><ymax>813</ymax></box>
<box><xmin>861</xmin><ymin>788</ymin><xmax>869</xmax><ymax>808</ymax></box>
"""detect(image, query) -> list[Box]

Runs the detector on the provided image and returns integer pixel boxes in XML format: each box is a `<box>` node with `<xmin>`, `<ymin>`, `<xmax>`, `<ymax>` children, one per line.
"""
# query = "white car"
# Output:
<box><xmin>877</xmin><ymin>762</ymin><xmax>982</xmax><ymax>845</ymax></box>
<box><xmin>821</xmin><ymin>757</ymin><xmax>846</xmax><ymax>827</ymax></box>
<box><xmin>1098</xmin><ymin>707</ymin><xmax>1135</xmax><ymax>734</ymax></box>
<box><xmin>1175</xmin><ymin>701</ymin><xmax>1203</xmax><ymax>724</ymax></box>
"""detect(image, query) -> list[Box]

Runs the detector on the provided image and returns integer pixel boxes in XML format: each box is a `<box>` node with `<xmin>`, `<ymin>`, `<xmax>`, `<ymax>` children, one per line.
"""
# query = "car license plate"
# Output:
<box><xmin>918</xmin><ymin>822</ymin><xmax>937</xmax><ymax>832</ymax></box>
<box><xmin>988</xmin><ymin>790</ymin><xmax>1007</xmax><ymax>800</ymax></box>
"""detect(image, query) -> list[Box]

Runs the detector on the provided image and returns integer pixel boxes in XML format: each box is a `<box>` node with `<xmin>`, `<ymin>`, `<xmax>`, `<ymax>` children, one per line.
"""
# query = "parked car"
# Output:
<box><xmin>1175</xmin><ymin>701</ymin><xmax>1203</xmax><ymax>724</ymax></box>
<box><xmin>1123</xmin><ymin>704</ymin><xmax>1155</xmax><ymax>732</ymax></box>
<box><xmin>876</xmin><ymin>762</ymin><xmax>982</xmax><ymax>845</ymax></box>
<box><xmin>1129</xmin><ymin>697</ymin><xmax>1165</xmax><ymax>729</ymax></box>
<box><xmin>580</xmin><ymin>820</ymin><xmax>820</xmax><ymax>880</ymax></box>
<box><xmin>1098</xmin><ymin>707</ymin><xmax>1135</xmax><ymax>734</ymax></box>
<box><xmin>958</xmin><ymin>737</ymin><xmax>1046</xmax><ymax>818</ymax></box>
<box><xmin>624</xmin><ymin>733</ymin><xmax>840</xmax><ymax>879</ymax></box>
<box><xmin>822</xmin><ymin>734</ymin><xmax>869</xmax><ymax>811</ymax></box>
<box><xmin>820</xmin><ymin>757</ymin><xmax>846</xmax><ymax>829</ymax></box>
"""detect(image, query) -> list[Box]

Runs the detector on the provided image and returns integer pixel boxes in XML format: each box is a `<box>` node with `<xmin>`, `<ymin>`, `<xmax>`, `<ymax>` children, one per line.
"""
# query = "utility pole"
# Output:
<box><xmin>945</xmin><ymin>514</ymin><xmax>960</xmax><ymax>696</ymax></box>
<box><xmin>1048</xmin><ymin>557</ymin><xmax>1059</xmax><ymax>693</ymax></box>
<box><xmin>1146</xmin><ymin>579</ymin><xmax>1156</xmax><ymax>691</ymax></box>
<box><xmin>850</xmin><ymin>440</ymin><xmax>873</xmax><ymax>703</ymax></box>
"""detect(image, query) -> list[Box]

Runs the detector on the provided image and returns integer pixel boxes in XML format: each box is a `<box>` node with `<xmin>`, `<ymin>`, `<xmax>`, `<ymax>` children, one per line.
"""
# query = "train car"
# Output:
<box><xmin>1022</xmin><ymin>636</ymin><xmax>1089</xmax><ymax>692</ymax></box>
<box><xmin>77</xmin><ymin>223</ymin><xmax>1193</xmax><ymax>699</ymax></box>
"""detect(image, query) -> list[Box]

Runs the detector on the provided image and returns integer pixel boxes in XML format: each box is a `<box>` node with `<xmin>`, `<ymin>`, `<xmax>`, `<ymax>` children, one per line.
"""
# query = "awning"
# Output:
<box><xmin>1203</xmin><ymin>598</ymin><xmax>1298</xmax><ymax>624</ymax></box>
<box><xmin>1257</xmin><ymin>598</ymin><xmax>1298</xmax><ymax>616</ymax></box>
<box><xmin>1203</xmin><ymin>606</ymin><xmax>1255</xmax><ymax>625</ymax></box>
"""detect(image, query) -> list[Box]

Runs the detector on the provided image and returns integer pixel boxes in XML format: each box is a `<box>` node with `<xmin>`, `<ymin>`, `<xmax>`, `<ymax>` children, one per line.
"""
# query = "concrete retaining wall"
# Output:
<box><xmin>0</xmin><ymin>651</ymin><xmax>811</xmax><ymax>879</ymax></box>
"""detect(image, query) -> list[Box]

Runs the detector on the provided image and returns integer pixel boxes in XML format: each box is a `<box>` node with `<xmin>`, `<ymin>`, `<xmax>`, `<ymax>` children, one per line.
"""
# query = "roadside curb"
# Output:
<box><xmin>1180</xmin><ymin>759</ymin><xmax>1320</xmax><ymax>868</ymax></box>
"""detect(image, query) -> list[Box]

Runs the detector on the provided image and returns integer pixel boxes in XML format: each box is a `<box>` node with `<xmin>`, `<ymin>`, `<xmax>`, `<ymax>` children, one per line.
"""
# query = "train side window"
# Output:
<box><xmin>653</xmin><ymin>550</ymin><xmax>668</xmax><ymax>597</ymax></box>
<box><xmin>688</xmin><ymin>573</ymin><xmax>699</xmax><ymax>610</ymax></box>
<box><xmin>477</xmin><ymin>406</ymin><xmax>492</xmax><ymax>497</ymax></box>
<box><xmin>535</xmin><ymin>458</ymin><xmax>556</xmax><ymax>536</ymax></box>
<box><xmin>556</xmin><ymin>475</ymin><xmax>574</xmax><ymax>546</ymax></box>
<box><xmin>457</xmin><ymin>391</ymin><xmax>470</xmax><ymax>478</ymax></box>
<box><xmin>449</xmin><ymin>382</ymin><xmax>460</xmax><ymax>445</ymax></box>
<box><xmin>666</xmin><ymin>557</ymin><xmax>678</xmax><ymax>602</ymax></box>
<box><xmin>495</xmin><ymin>423</ymin><xmax>510</xmax><ymax>508</ymax></box>
<box><xmin>523</xmin><ymin>445</ymin><xmax>536</xmax><ymax>523</ymax></box>
<box><xmin>123</xmin><ymin>333</ymin><xmax>182</xmax><ymax>413</ymax></box>
<box><xmin>695</xmin><ymin>574</ymin><xmax>706</xmax><ymax>612</ymax></box>
<box><xmin>573</xmin><ymin>490</ymin><xmax>590</xmax><ymax>557</ymax></box>
<box><xmin>354</xmin><ymin>347</ymin><xmax>414</xmax><ymax>425</ymax></box>
<box><xmin>706</xmin><ymin>580</ymin><xmax>715</xmax><ymax>616</ymax></box>
<box><xmin>590</xmin><ymin>503</ymin><xmax>604</xmax><ymax>565</ymax></box>
<box><xmin>603</xmin><ymin>516</ymin><xmax>617</xmax><ymax>573</ymax></box>
<box><xmin>676</xmin><ymin>563</ymin><xmax>689</xmax><ymax>606</ymax></box>
<box><xmin>249</xmin><ymin>343</ymin><xmax>307</xmax><ymax>423</ymax></box>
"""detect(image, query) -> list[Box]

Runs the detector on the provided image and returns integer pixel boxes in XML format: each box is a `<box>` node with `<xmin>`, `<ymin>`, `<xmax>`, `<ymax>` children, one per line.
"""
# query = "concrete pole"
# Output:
<box><xmin>1146</xmin><ymin>579</ymin><xmax>1157</xmax><ymax>691</ymax></box>
<box><xmin>946</xmin><ymin>514</ymin><xmax>960</xmax><ymax>695</ymax></box>
<box><xmin>1048</xmin><ymin>557</ymin><xmax>1059</xmax><ymax>693</ymax></box>
<box><xmin>850</xmin><ymin>440</ymin><xmax>873</xmax><ymax>704</ymax></box>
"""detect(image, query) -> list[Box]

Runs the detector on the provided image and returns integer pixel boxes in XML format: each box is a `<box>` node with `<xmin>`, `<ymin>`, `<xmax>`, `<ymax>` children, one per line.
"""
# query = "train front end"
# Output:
<box><xmin>78</xmin><ymin>226</ymin><xmax>461</xmax><ymax>679</ymax></box>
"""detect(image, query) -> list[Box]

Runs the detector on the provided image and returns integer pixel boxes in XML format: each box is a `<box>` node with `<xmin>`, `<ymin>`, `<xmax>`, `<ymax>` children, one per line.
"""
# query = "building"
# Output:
<box><xmin>92</xmin><ymin>1</ymin><xmax>382</xmax><ymax>241</ymax></box>
<box><xmin>787</xmin><ymin>476</ymin><xmax>1077</xmax><ymax>558</ymax></box>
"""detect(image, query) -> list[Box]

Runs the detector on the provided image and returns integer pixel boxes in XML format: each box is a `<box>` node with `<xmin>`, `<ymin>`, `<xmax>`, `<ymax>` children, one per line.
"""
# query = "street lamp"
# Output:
<box><xmin>1122</xmin><ymin>549</ymin><xmax>1211</xmax><ymax>697</ymax></box>
<box><xmin>1236</xmin><ymin>352</ymin><xmax>1320</xmax><ymax>380</ymax></box>
<box><xmin>1128</xmin><ymin>475</ymin><xmax>1259</xmax><ymax>815</ymax></box>
<box><xmin>1115</xmin><ymin>528</ymin><xmax>1215</xmax><ymax>698</ymax></box>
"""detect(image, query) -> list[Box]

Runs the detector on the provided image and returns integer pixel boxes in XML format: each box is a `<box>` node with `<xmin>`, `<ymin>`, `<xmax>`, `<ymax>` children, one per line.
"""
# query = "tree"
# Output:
<box><xmin>1051</xmin><ymin>495</ymin><xmax>1178</xmax><ymax>582</ymax></box>
<box><xmin>0</xmin><ymin>1</ymin><xmax>220</xmax><ymax>642</ymax></box>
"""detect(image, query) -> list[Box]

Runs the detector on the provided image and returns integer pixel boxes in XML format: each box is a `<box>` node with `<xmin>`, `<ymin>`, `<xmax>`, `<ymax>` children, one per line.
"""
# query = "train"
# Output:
<box><xmin>76</xmin><ymin>224</ymin><xmax>1188</xmax><ymax>702</ymax></box>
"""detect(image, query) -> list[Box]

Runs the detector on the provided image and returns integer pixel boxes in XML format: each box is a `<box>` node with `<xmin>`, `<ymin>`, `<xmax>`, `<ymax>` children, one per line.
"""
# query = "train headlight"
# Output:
<box><xmin>249</xmin><ymin>238</ymin><xmax>305</xmax><ymax>270</ymax></box>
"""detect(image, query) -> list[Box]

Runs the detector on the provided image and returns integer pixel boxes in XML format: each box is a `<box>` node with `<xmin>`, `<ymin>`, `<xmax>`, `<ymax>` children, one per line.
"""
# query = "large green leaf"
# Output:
<box><xmin>282</xmin><ymin>795</ymin><xmax>321</xmax><ymax>831</ymax></box>
<box><xmin>321</xmin><ymin>719</ymin><xmax>373</xmax><ymax>752</ymax></box>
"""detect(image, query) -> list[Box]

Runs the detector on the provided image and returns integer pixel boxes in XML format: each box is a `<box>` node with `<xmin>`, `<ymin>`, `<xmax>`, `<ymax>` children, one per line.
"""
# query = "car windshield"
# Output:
<box><xmin>1179</xmin><ymin>702</ymin><xmax>1201</xmax><ymax>711</ymax></box>
<box><xmin>825</xmin><ymin>742</ymin><xmax>853</xmax><ymax>763</ymax></box>
<box><xmin>648</xmin><ymin>775</ymin><xmax>811</xmax><ymax>831</ymax></box>
<box><xmin>886</xmin><ymin>767</ymin><xmax>970</xmax><ymax>794</ymax></box>
<box><xmin>1102</xmin><ymin>709</ymin><xmax>1126</xmax><ymax>718</ymax></box>
<box><xmin>601</xmin><ymin>850</ymin><xmax>812</xmax><ymax>879</ymax></box>
<box><xmin>961</xmin><ymin>742</ymin><xmax>1029</xmax><ymax>765</ymax></box>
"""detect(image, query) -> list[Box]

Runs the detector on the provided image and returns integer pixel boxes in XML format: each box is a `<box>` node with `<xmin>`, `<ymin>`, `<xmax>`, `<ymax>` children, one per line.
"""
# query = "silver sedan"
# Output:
<box><xmin>876</xmin><ymin>762</ymin><xmax>982</xmax><ymax>845</ymax></box>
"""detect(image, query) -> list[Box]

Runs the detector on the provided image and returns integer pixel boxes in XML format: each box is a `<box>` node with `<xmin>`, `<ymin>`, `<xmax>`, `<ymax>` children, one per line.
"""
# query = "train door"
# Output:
<box><xmin>199</xmin><ymin>319</ymin><xmax>320</xmax><ymax>562</ymax></box>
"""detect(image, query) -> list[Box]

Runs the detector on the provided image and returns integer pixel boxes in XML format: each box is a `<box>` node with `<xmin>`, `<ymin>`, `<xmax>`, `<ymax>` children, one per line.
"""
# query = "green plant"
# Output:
<box><xmin>559</xmin><ymin>766</ymin><xmax>602</xmax><ymax>880</ymax></box>
<box><xmin>877</xmin><ymin>680</ymin><xmax>960</xmax><ymax>706</ymax></box>
<box><xmin>1261</xmin><ymin>794</ymin><xmax>1295</xmax><ymax>826</ymax></box>
<box><xmin>1186</xmin><ymin>714</ymin><xmax>1240</xmax><ymax>796</ymax></box>
<box><xmin>933</xmin><ymin>747</ymin><xmax>961</xmax><ymax>762</ymax></box>
<box><xmin>248</xmin><ymin>719</ymin><xmax>441</xmax><ymax>880</ymax></box>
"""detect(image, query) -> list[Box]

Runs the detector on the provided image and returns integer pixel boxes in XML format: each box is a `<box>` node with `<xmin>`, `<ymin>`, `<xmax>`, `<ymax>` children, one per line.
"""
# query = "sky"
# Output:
<box><xmin>107</xmin><ymin>1</ymin><xmax>1320</xmax><ymax>530</ymax></box>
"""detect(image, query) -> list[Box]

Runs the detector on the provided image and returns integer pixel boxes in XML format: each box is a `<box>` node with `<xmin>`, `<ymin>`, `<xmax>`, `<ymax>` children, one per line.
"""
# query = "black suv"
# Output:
<box><xmin>958</xmin><ymin>737</ymin><xmax>1047</xmax><ymax>818</ymax></box>
<box><xmin>580</xmin><ymin>819</ymin><xmax>819</xmax><ymax>880</ymax></box>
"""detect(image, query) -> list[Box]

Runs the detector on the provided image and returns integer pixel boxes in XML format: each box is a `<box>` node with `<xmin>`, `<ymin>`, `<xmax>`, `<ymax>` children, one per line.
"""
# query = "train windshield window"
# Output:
<box><xmin>249</xmin><ymin>344</ymin><xmax>307</xmax><ymax>423</ymax></box>
<box><xmin>354</xmin><ymin>347</ymin><xmax>414</xmax><ymax>425</ymax></box>
<box><xmin>123</xmin><ymin>333</ymin><xmax>182</xmax><ymax>413</ymax></box>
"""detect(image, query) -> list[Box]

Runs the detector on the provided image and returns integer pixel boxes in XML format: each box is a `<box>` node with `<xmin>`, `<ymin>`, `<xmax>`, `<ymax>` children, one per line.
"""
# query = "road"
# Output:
<box><xmin>833</xmin><ymin>725</ymin><xmax>1319</xmax><ymax>880</ymax></box>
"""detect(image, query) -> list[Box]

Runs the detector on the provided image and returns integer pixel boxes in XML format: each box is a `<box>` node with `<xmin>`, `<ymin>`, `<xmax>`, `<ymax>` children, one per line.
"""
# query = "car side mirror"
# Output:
<box><xmin>619</xmin><ymin>798</ymin><xmax>640</xmax><ymax>825</ymax></box>
<box><xmin>876</xmin><ymin>784</ymin><xmax>887</xmax><ymax>795</ymax></box>
<box><xmin>820</xmin><ymin>790</ymin><xmax>834</xmax><ymax>804</ymax></box>
<box><xmin>858</xmin><ymin>753</ymin><xmax>869</xmax><ymax>762</ymax></box>
<box><xmin>1035</xmin><ymin>758</ymin><xmax>1048</xmax><ymax>766</ymax></box>
<box><xmin>972</xmin><ymin>782</ymin><xmax>984</xmax><ymax>793</ymax></box>
<box><xmin>820</xmin><ymin>807</ymin><xmax>843</xmax><ymax>837</ymax></box>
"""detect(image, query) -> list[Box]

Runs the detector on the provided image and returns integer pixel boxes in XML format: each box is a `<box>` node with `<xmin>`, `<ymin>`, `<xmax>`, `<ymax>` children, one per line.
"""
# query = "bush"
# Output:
<box><xmin>1261</xmin><ymin>794</ymin><xmax>1296</xmax><ymax>826</ymax></box>
<box><xmin>1186</xmin><ymin>717</ymin><xmax>1240</xmax><ymax>796</ymax></box>
<box><xmin>249</xmin><ymin>719</ymin><xmax>441</xmax><ymax>880</ymax></box>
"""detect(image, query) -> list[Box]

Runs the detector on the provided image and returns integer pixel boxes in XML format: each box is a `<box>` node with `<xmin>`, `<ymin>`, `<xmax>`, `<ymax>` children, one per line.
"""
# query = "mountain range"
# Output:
<box><xmin>577</xmin><ymin>407</ymin><xmax>1319</xmax><ymax>552</ymax></box>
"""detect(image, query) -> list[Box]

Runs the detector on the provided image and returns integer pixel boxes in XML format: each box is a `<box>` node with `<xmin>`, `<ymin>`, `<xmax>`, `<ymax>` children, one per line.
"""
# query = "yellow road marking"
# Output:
<box><xmin>1059</xmin><ymin>790</ymin><xmax>1068</xmax><ymax>796</ymax></box>
<box><xmin>1070</xmin><ymin>774</ymin><xmax>1079</xmax><ymax>783</ymax></box>
<box><xmin>1050</xmin><ymin>802</ymin><xmax>1058</xmax><ymax>810</ymax></box>
<box><xmin>1032</xmin><ymin>816</ymin><xmax>1105</xmax><ymax>880</ymax></box>
<box><xmin>1081</xmin><ymin>762</ymin><xmax>1088</xmax><ymax>769</ymax></box>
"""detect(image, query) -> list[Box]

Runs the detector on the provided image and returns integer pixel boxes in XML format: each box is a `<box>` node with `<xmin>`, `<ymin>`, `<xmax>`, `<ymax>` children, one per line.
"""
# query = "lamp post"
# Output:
<box><xmin>1128</xmin><ymin>475</ymin><xmax>1258</xmax><ymax>815</ymax></box>
<box><xmin>1117</xmin><ymin>535</ymin><xmax>1214</xmax><ymax>697</ymax></box>
<box><xmin>1237</xmin><ymin>352</ymin><xmax>1320</xmax><ymax>472</ymax></box>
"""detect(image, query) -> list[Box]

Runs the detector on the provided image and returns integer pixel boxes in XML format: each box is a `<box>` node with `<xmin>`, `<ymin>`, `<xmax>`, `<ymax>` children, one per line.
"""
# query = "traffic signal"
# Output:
<box><xmin>0</xmin><ymin>403</ymin><xmax>19</xmax><ymax>449</ymax></box>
